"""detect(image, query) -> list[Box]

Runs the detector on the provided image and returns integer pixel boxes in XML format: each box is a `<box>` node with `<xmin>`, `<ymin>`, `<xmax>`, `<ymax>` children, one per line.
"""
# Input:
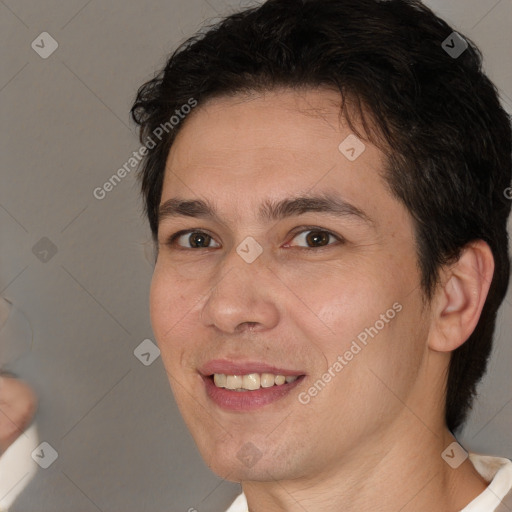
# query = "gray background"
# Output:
<box><xmin>0</xmin><ymin>0</ymin><xmax>511</xmax><ymax>511</ymax></box>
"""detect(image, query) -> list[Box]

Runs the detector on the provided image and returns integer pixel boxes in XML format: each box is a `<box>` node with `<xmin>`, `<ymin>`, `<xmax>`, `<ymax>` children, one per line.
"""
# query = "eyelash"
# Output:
<box><xmin>164</xmin><ymin>226</ymin><xmax>344</xmax><ymax>251</ymax></box>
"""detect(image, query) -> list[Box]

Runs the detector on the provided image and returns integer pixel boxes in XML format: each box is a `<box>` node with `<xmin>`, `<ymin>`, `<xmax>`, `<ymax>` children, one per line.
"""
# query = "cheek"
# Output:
<box><xmin>149</xmin><ymin>266</ymin><xmax>168</xmax><ymax>339</ymax></box>
<box><xmin>279</xmin><ymin>261</ymin><xmax>401</xmax><ymax>345</ymax></box>
<box><xmin>149</xmin><ymin>264</ymin><xmax>194</xmax><ymax>364</ymax></box>
<box><xmin>285</xmin><ymin>257</ymin><xmax>420</xmax><ymax>385</ymax></box>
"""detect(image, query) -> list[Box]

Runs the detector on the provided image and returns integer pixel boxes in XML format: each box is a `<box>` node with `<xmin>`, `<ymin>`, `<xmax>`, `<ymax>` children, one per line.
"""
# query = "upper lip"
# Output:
<box><xmin>200</xmin><ymin>359</ymin><xmax>305</xmax><ymax>377</ymax></box>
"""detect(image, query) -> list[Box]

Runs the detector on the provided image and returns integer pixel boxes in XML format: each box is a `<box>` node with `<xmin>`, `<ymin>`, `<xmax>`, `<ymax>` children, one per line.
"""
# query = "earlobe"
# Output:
<box><xmin>429</xmin><ymin>240</ymin><xmax>494</xmax><ymax>353</ymax></box>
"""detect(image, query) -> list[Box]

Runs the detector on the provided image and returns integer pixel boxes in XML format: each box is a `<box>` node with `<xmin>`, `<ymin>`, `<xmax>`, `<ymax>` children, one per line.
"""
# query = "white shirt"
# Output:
<box><xmin>225</xmin><ymin>453</ymin><xmax>512</xmax><ymax>512</ymax></box>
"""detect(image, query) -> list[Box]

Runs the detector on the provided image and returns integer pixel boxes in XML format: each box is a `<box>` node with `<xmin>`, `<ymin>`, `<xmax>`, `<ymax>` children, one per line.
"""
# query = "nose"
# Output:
<box><xmin>200</xmin><ymin>251</ymin><xmax>280</xmax><ymax>335</ymax></box>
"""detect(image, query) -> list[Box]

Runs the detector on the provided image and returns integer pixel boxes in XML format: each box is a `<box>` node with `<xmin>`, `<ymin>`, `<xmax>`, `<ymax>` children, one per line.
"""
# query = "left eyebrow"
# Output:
<box><xmin>158</xmin><ymin>192</ymin><xmax>374</xmax><ymax>226</ymax></box>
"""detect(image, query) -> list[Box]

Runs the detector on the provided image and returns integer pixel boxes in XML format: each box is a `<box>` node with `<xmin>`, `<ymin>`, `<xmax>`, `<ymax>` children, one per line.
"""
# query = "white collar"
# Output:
<box><xmin>225</xmin><ymin>453</ymin><xmax>512</xmax><ymax>512</ymax></box>
<box><xmin>459</xmin><ymin>453</ymin><xmax>512</xmax><ymax>511</ymax></box>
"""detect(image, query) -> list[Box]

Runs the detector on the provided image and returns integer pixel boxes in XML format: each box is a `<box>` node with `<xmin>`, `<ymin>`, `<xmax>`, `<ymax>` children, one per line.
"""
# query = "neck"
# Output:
<box><xmin>241</xmin><ymin>422</ymin><xmax>488</xmax><ymax>512</ymax></box>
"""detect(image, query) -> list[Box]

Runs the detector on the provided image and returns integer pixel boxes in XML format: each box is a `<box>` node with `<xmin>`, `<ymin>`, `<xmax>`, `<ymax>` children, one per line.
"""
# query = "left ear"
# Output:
<box><xmin>428</xmin><ymin>240</ymin><xmax>495</xmax><ymax>353</ymax></box>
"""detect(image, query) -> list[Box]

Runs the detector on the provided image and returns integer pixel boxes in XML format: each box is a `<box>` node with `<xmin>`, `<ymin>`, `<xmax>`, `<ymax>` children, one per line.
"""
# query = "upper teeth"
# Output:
<box><xmin>213</xmin><ymin>373</ymin><xmax>299</xmax><ymax>391</ymax></box>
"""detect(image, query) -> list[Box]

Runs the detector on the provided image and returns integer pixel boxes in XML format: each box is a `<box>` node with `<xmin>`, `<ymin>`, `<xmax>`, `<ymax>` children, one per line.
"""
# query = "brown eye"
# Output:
<box><xmin>188</xmin><ymin>232</ymin><xmax>211</xmax><ymax>248</ymax></box>
<box><xmin>306</xmin><ymin>230</ymin><xmax>330</xmax><ymax>247</ymax></box>
<box><xmin>288</xmin><ymin>229</ymin><xmax>340</xmax><ymax>248</ymax></box>
<box><xmin>170</xmin><ymin>230</ymin><xmax>220</xmax><ymax>249</ymax></box>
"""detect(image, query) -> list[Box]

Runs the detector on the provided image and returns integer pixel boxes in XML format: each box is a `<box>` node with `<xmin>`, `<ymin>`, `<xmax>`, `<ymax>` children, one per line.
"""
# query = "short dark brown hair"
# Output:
<box><xmin>131</xmin><ymin>0</ymin><xmax>512</xmax><ymax>433</ymax></box>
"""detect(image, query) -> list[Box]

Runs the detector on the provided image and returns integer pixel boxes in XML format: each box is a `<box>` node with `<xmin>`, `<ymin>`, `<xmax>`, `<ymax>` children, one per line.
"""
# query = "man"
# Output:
<box><xmin>130</xmin><ymin>0</ymin><xmax>512</xmax><ymax>510</ymax></box>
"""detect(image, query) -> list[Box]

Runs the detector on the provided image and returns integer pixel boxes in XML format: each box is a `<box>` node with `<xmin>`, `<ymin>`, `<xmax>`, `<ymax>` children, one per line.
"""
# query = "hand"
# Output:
<box><xmin>0</xmin><ymin>374</ymin><xmax>38</xmax><ymax>455</ymax></box>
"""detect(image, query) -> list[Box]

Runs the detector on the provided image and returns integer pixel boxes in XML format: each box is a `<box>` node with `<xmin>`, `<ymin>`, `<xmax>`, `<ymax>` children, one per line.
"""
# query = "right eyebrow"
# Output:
<box><xmin>158</xmin><ymin>192</ymin><xmax>374</xmax><ymax>227</ymax></box>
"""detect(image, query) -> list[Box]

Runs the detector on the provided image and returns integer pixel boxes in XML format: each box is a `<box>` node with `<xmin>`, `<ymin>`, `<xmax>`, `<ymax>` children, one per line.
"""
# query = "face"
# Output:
<box><xmin>150</xmin><ymin>88</ymin><xmax>432</xmax><ymax>482</ymax></box>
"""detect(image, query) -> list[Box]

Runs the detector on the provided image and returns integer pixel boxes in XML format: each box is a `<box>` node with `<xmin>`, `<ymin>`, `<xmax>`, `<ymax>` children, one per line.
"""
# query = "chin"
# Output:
<box><xmin>201</xmin><ymin>440</ymin><xmax>302</xmax><ymax>483</ymax></box>
<box><xmin>193</xmin><ymin>438</ymin><xmax>264</xmax><ymax>479</ymax></box>
<box><xmin>208</xmin><ymin>460</ymin><xmax>278</xmax><ymax>483</ymax></box>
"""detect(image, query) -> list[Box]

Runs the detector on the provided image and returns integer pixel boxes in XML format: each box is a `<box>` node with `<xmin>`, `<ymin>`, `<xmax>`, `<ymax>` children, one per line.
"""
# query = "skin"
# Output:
<box><xmin>0</xmin><ymin>376</ymin><xmax>37</xmax><ymax>454</ymax></box>
<box><xmin>150</xmin><ymin>87</ymin><xmax>494</xmax><ymax>511</ymax></box>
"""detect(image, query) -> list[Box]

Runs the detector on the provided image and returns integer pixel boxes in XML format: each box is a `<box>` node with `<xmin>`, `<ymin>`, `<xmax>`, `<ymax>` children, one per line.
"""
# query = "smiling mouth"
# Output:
<box><xmin>202</xmin><ymin>373</ymin><xmax>306</xmax><ymax>411</ymax></box>
<box><xmin>211</xmin><ymin>372</ymin><xmax>303</xmax><ymax>391</ymax></box>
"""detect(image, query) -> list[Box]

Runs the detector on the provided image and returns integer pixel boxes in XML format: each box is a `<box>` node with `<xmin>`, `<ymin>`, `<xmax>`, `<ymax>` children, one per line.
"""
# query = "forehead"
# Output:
<box><xmin>167</xmin><ymin>87</ymin><xmax>368</xmax><ymax>170</ymax></box>
<box><xmin>161</xmin><ymin>88</ymin><xmax>394</xmax><ymax>226</ymax></box>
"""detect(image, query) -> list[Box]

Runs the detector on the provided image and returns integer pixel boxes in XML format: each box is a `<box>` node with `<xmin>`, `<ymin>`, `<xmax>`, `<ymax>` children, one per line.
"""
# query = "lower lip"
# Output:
<box><xmin>202</xmin><ymin>375</ymin><xmax>305</xmax><ymax>411</ymax></box>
